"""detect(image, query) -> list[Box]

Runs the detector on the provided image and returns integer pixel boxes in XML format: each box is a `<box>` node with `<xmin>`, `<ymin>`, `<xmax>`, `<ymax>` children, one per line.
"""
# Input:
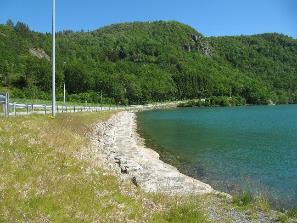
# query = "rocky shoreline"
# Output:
<box><xmin>90</xmin><ymin>111</ymin><xmax>215</xmax><ymax>195</ymax></box>
<box><xmin>86</xmin><ymin>110</ymin><xmax>296</xmax><ymax>222</ymax></box>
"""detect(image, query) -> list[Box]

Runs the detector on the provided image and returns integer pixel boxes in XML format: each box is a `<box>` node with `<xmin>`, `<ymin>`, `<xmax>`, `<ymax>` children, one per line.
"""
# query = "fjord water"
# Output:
<box><xmin>137</xmin><ymin>105</ymin><xmax>297</xmax><ymax>208</ymax></box>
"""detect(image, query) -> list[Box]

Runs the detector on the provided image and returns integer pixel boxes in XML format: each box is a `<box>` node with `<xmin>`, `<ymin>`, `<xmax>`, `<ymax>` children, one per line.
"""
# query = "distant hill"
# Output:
<box><xmin>0</xmin><ymin>20</ymin><xmax>297</xmax><ymax>105</ymax></box>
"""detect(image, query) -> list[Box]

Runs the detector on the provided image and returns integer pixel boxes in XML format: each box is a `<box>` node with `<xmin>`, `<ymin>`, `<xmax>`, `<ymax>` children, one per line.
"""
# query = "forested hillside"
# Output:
<box><xmin>0</xmin><ymin>20</ymin><xmax>297</xmax><ymax>105</ymax></box>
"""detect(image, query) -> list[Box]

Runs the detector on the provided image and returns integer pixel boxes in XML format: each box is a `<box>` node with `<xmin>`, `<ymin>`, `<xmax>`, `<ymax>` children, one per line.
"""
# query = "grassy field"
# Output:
<box><xmin>0</xmin><ymin>111</ymin><xmax>293</xmax><ymax>222</ymax></box>
<box><xmin>0</xmin><ymin>111</ymin><xmax>213</xmax><ymax>222</ymax></box>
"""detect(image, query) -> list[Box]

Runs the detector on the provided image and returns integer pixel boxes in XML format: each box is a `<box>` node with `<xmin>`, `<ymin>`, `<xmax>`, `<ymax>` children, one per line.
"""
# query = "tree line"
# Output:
<box><xmin>0</xmin><ymin>20</ymin><xmax>296</xmax><ymax>105</ymax></box>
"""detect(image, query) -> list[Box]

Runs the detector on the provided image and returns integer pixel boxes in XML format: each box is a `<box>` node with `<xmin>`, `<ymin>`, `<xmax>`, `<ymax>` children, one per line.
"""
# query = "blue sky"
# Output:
<box><xmin>1</xmin><ymin>0</ymin><xmax>297</xmax><ymax>38</ymax></box>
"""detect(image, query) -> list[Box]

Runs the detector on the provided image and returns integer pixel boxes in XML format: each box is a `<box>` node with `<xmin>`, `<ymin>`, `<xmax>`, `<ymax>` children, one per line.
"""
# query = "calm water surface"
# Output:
<box><xmin>137</xmin><ymin>105</ymin><xmax>297</xmax><ymax>208</ymax></box>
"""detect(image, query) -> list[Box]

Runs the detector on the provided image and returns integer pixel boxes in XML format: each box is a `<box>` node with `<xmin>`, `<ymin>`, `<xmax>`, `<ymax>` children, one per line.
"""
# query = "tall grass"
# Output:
<box><xmin>150</xmin><ymin>203</ymin><xmax>210</xmax><ymax>223</ymax></box>
<box><xmin>0</xmin><ymin>112</ymin><xmax>150</xmax><ymax>222</ymax></box>
<box><xmin>0</xmin><ymin>112</ymin><xmax>212</xmax><ymax>222</ymax></box>
<box><xmin>1</xmin><ymin>112</ymin><xmax>292</xmax><ymax>222</ymax></box>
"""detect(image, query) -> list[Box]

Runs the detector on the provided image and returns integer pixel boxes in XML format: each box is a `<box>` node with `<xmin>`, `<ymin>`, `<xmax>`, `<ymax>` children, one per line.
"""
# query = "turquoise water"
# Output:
<box><xmin>137</xmin><ymin>105</ymin><xmax>297</xmax><ymax>209</ymax></box>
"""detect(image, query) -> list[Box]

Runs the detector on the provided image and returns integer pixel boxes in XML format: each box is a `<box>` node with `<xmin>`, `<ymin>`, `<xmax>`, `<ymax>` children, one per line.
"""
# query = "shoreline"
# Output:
<box><xmin>86</xmin><ymin>110</ymin><xmax>295</xmax><ymax>222</ymax></box>
<box><xmin>135</xmin><ymin>107</ymin><xmax>297</xmax><ymax>211</ymax></box>
<box><xmin>91</xmin><ymin>111</ymin><xmax>218</xmax><ymax>196</ymax></box>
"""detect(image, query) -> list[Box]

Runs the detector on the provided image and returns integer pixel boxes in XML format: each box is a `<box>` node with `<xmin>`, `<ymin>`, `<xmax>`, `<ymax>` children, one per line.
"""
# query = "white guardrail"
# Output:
<box><xmin>0</xmin><ymin>92</ymin><xmax>179</xmax><ymax>117</ymax></box>
<box><xmin>1</xmin><ymin>102</ymin><xmax>136</xmax><ymax>117</ymax></box>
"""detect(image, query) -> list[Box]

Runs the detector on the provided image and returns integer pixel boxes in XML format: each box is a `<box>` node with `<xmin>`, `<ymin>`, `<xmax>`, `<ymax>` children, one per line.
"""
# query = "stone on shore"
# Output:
<box><xmin>91</xmin><ymin>111</ymin><xmax>214</xmax><ymax>195</ymax></box>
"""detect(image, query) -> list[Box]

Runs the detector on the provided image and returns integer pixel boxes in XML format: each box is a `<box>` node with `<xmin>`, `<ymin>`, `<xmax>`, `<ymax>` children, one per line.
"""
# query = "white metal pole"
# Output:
<box><xmin>6</xmin><ymin>93</ymin><xmax>9</xmax><ymax>116</ymax></box>
<box><xmin>63</xmin><ymin>83</ymin><xmax>66</xmax><ymax>104</ymax></box>
<box><xmin>52</xmin><ymin>0</ymin><xmax>56</xmax><ymax>116</ymax></box>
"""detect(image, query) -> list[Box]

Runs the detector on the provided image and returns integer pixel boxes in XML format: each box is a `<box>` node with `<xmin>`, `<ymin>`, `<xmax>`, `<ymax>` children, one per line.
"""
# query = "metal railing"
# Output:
<box><xmin>0</xmin><ymin>92</ymin><xmax>181</xmax><ymax>117</ymax></box>
<box><xmin>1</xmin><ymin>102</ymin><xmax>131</xmax><ymax>117</ymax></box>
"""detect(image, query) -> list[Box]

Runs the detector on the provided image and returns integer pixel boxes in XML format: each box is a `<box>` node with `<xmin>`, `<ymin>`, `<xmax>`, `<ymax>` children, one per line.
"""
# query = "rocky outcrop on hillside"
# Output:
<box><xmin>29</xmin><ymin>48</ymin><xmax>50</xmax><ymax>61</ymax></box>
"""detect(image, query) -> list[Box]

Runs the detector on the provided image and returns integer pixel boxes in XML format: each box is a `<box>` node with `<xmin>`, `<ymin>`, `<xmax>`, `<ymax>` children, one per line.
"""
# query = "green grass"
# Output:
<box><xmin>150</xmin><ymin>203</ymin><xmax>210</xmax><ymax>223</ymax></box>
<box><xmin>232</xmin><ymin>191</ymin><xmax>273</xmax><ymax>211</ymax></box>
<box><xmin>0</xmin><ymin>111</ymin><xmax>212</xmax><ymax>222</ymax></box>
<box><xmin>0</xmin><ymin>112</ymin><xmax>146</xmax><ymax>222</ymax></box>
<box><xmin>232</xmin><ymin>191</ymin><xmax>253</xmax><ymax>207</ymax></box>
<box><xmin>230</xmin><ymin>191</ymin><xmax>297</xmax><ymax>222</ymax></box>
<box><xmin>276</xmin><ymin>214</ymin><xmax>289</xmax><ymax>223</ymax></box>
<box><xmin>1</xmin><ymin>111</ymin><xmax>293</xmax><ymax>222</ymax></box>
<box><xmin>287</xmin><ymin>208</ymin><xmax>297</xmax><ymax>218</ymax></box>
<box><xmin>232</xmin><ymin>191</ymin><xmax>274</xmax><ymax>220</ymax></box>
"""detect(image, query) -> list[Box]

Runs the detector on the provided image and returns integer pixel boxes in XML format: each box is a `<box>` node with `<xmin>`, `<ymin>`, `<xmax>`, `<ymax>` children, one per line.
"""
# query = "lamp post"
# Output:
<box><xmin>52</xmin><ymin>0</ymin><xmax>56</xmax><ymax>116</ymax></box>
